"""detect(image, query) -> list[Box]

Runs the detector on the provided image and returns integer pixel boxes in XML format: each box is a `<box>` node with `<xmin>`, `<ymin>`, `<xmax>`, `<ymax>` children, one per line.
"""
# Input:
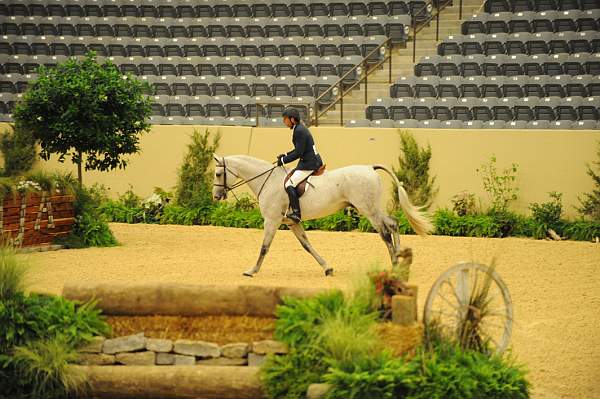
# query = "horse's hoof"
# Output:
<box><xmin>325</xmin><ymin>268</ymin><xmax>334</xmax><ymax>277</ymax></box>
<box><xmin>243</xmin><ymin>272</ymin><xmax>254</xmax><ymax>277</ymax></box>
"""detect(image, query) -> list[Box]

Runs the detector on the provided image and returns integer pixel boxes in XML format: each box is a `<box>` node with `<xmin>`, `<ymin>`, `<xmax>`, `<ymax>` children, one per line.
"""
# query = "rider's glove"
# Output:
<box><xmin>276</xmin><ymin>154</ymin><xmax>285</xmax><ymax>166</ymax></box>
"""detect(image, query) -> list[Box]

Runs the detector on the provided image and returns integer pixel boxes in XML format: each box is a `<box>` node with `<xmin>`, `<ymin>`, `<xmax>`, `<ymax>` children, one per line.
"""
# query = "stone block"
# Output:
<box><xmin>155</xmin><ymin>353</ymin><xmax>175</xmax><ymax>365</ymax></box>
<box><xmin>146</xmin><ymin>338</ymin><xmax>173</xmax><ymax>353</ymax></box>
<box><xmin>103</xmin><ymin>333</ymin><xmax>146</xmax><ymax>354</ymax></box>
<box><xmin>115</xmin><ymin>351</ymin><xmax>156</xmax><ymax>365</ymax></box>
<box><xmin>174</xmin><ymin>340</ymin><xmax>220</xmax><ymax>358</ymax></box>
<box><xmin>79</xmin><ymin>336</ymin><xmax>105</xmax><ymax>353</ymax></box>
<box><xmin>221</xmin><ymin>343</ymin><xmax>250</xmax><ymax>359</ymax></box>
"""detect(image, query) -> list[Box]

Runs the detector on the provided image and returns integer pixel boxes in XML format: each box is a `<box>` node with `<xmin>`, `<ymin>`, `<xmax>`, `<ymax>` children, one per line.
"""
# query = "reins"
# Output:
<box><xmin>214</xmin><ymin>157</ymin><xmax>278</xmax><ymax>200</ymax></box>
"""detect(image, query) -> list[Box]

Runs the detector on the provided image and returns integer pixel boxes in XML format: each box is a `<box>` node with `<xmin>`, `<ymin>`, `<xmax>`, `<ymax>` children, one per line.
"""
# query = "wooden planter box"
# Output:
<box><xmin>1</xmin><ymin>192</ymin><xmax>75</xmax><ymax>247</ymax></box>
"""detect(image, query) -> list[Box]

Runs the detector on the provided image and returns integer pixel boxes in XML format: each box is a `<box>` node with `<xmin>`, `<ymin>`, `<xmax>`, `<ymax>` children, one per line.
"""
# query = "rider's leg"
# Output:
<box><xmin>284</xmin><ymin>170</ymin><xmax>311</xmax><ymax>223</ymax></box>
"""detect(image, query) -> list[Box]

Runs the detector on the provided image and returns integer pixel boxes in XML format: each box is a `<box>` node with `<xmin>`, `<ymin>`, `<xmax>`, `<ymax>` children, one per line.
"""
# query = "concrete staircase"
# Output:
<box><xmin>315</xmin><ymin>0</ymin><xmax>484</xmax><ymax>125</ymax></box>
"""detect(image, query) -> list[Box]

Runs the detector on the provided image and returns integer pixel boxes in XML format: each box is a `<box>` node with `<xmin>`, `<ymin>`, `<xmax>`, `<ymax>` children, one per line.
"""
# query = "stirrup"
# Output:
<box><xmin>286</xmin><ymin>211</ymin><xmax>302</xmax><ymax>223</ymax></box>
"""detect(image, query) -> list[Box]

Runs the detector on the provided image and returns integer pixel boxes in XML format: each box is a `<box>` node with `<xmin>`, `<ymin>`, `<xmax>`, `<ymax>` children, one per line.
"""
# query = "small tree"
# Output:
<box><xmin>392</xmin><ymin>131</ymin><xmax>437</xmax><ymax>209</ymax></box>
<box><xmin>0</xmin><ymin>124</ymin><xmax>36</xmax><ymax>177</ymax></box>
<box><xmin>175</xmin><ymin>129</ymin><xmax>220</xmax><ymax>209</ymax></box>
<box><xmin>577</xmin><ymin>142</ymin><xmax>600</xmax><ymax>221</ymax></box>
<box><xmin>477</xmin><ymin>155</ymin><xmax>519</xmax><ymax>213</ymax></box>
<box><xmin>13</xmin><ymin>53</ymin><xmax>152</xmax><ymax>184</ymax></box>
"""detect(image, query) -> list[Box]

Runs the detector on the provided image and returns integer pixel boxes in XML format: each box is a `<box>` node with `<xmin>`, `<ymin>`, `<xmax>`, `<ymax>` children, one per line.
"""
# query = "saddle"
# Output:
<box><xmin>284</xmin><ymin>165</ymin><xmax>326</xmax><ymax>197</ymax></box>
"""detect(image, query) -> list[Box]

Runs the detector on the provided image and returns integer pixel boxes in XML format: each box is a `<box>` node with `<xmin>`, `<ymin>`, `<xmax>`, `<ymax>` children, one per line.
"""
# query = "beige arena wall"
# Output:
<box><xmin>1</xmin><ymin>123</ymin><xmax>599</xmax><ymax>218</ymax></box>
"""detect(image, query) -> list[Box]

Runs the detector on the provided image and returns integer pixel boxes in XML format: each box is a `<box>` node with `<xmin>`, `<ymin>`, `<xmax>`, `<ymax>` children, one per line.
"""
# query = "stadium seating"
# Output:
<box><xmin>0</xmin><ymin>0</ymin><xmax>429</xmax><ymax>124</ymax></box>
<box><xmin>364</xmin><ymin>0</ymin><xmax>600</xmax><ymax>127</ymax></box>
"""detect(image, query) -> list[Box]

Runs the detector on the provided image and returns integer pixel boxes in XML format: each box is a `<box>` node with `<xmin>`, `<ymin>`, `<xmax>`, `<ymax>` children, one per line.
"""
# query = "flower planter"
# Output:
<box><xmin>1</xmin><ymin>192</ymin><xmax>75</xmax><ymax>247</ymax></box>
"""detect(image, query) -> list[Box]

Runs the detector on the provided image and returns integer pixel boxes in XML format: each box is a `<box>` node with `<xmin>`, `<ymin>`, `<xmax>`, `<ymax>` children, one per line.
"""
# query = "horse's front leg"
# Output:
<box><xmin>243</xmin><ymin>219</ymin><xmax>279</xmax><ymax>277</ymax></box>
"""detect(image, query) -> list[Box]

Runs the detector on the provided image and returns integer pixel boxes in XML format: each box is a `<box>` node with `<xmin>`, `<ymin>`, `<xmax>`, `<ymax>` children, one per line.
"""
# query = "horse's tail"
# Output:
<box><xmin>373</xmin><ymin>165</ymin><xmax>434</xmax><ymax>236</ymax></box>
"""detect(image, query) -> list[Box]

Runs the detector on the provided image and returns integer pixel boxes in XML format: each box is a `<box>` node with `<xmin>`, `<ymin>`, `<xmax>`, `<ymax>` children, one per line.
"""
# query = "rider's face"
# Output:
<box><xmin>283</xmin><ymin>116</ymin><xmax>294</xmax><ymax>128</ymax></box>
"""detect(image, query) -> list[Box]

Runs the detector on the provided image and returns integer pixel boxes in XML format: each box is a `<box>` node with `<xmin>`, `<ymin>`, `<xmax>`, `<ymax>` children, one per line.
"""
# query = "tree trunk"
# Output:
<box><xmin>77</xmin><ymin>151</ymin><xmax>82</xmax><ymax>186</ymax></box>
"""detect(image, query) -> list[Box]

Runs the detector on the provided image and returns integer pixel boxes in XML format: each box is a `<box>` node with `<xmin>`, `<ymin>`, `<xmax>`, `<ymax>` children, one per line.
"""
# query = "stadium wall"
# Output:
<box><xmin>1</xmin><ymin>123</ymin><xmax>598</xmax><ymax>218</ymax></box>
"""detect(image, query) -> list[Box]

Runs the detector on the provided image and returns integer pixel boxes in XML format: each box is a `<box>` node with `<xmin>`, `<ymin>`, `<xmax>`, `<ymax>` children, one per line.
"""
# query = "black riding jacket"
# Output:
<box><xmin>282</xmin><ymin>124</ymin><xmax>323</xmax><ymax>171</ymax></box>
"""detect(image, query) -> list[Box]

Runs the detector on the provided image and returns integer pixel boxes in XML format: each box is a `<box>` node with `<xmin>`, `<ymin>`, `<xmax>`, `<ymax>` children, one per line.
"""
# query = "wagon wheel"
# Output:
<box><xmin>423</xmin><ymin>262</ymin><xmax>513</xmax><ymax>355</ymax></box>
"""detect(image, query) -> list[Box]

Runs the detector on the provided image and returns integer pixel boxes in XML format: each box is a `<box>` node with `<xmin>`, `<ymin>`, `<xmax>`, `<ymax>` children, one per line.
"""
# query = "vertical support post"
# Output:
<box><xmin>459</xmin><ymin>0</ymin><xmax>463</xmax><ymax>20</ymax></box>
<box><xmin>388</xmin><ymin>41</ymin><xmax>392</xmax><ymax>84</ymax></box>
<box><xmin>364</xmin><ymin>60</ymin><xmax>368</xmax><ymax>104</ymax></box>
<box><xmin>435</xmin><ymin>0</ymin><xmax>440</xmax><ymax>41</ymax></box>
<box><xmin>256</xmin><ymin>104</ymin><xmax>259</xmax><ymax>127</ymax></box>
<box><xmin>339</xmin><ymin>83</ymin><xmax>343</xmax><ymax>126</ymax></box>
<box><xmin>314</xmin><ymin>101</ymin><xmax>319</xmax><ymax>127</ymax></box>
<box><xmin>412</xmin><ymin>15</ymin><xmax>417</xmax><ymax>63</ymax></box>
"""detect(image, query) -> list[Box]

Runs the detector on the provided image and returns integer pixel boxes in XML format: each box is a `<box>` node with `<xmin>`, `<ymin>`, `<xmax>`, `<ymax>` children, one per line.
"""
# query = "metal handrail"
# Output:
<box><xmin>311</xmin><ymin>0</ymin><xmax>463</xmax><ymax>126</ymax></box>
<box><xmin>411</xmin><ymin>0</ymin><xmax>454</xmax><ymax>62</ymax></box>
<box><xmin>313</xmin><ymin>37</ymin><xmax>393</xmax><ymax>126</ymax></box>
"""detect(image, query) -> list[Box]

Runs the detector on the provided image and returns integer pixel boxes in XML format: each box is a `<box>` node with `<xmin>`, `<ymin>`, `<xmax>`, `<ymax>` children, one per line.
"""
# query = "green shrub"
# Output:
<box><xmin>6</xmin><ymin>337</ymin><xmax>87</xmax><ymax>399</ymax></box>
<box><xmin>563</xmin><ymin>220</ymin><xmax>600</xmax><ymax>241</ymax></box>
<box><xmin>434</xmin><ymin>209</ymin><xmax>501</xmax><ymax>237</ymax></box>
<box><xmin>392</xmin><ymin>132</ymin><xmax>438</xmax><ymax>209</ymax></box>
<box><xmin>0</xmin><ymin>293</ymin><xmax>109</xmax><ymax>353</ymax></box>
<box><xmin>451</xmin><ymin>191</ymin><xmax>478</xmax><ymax>217</ymax></box>
<box><xmin>577</xmin><ymin>142</ymin><xmax>600</xmax><ymax>221</ymax></box>
<box><xmin>478</xmin><ymin>156</ymin><xmax>519</xmax><ymax>213</ymax></box>
<box><xmin>0</xmin><ymin>124</ymin><xmax>36</xmax><ymax>177</ymax></box>
<box><xmin>409</xmin><ymin>342</ymin><xmax>529</xmax><ymax>399</ymax></box>
<box><xmin>60</xmin><ymin>184</ymin><xmax>118</xmax><ymax>248</ymax></box>
<box><xmin>99</xmin><ymin>199</ymin><xmax>144</xmax><ymax>224</ymax></box>
<box><xmin>324</xmin><ymin>352</ymin><xmax>417</xmax><ymax>399</ymax></box>
<box><xmin>274</xmin><ymin>290</ymin><xmax>346</xmax><ymax>347</ymax></box>
<box><xmin>304</xmin><ymin>209</ymin><xmax>358</xmax><ymax>232</ymax></box>
<box><xmin>0</xmin><ymin>293</ymin><xmax>108</xmax><ymax>397</ymax></box>
<box><xmin>208</xmin><ymin>202</ymin><xmax>264</xmax><ymax>229</ymax></box>
<box><xmin>262</xmin><ymin>347</ymin><xmax>327</xmax><ymax>399</ymax></box>
<box><xmin>263</xmin><ymin>278</ymin><xmax>530</xmax><ymax>399</ymax></box>
<box><xmin>175</xmin><ymin>129</ymin><xmax>220</xmax><ymax>209</ymax></box>
<box><xmin>0</xmin><ymin>246</ymin><xmax>27</xmax><ymax>301</ymax></box>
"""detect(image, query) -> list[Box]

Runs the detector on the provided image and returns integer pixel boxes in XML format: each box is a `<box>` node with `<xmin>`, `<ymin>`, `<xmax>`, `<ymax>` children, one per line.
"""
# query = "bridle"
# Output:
<box><xmin>213</xmin><ymin>157</ymin><xmax>278</xmax><ymax>200</ymax></box>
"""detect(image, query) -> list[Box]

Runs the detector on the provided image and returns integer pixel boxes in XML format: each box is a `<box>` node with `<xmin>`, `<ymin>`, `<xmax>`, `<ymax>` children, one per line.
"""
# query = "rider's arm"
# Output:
<box><xmin>282</xmin><ymin>127</ymin><xmax>307</xmax><ymax>164</ymax></box>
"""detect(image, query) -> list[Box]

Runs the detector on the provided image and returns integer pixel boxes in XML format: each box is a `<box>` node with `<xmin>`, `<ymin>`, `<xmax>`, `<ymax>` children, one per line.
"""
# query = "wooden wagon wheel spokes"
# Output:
<box><xmin>424</xmin><ymin>262</ymin><xmax>514</xmax><ymax>355</ymax></box>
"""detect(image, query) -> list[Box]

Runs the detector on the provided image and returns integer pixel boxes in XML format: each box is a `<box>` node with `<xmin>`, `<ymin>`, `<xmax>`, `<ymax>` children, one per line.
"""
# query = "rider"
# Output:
<box><xmin>276</xmin><ymin>107</ymin><xmax>323</xmax><ymax>223</ymax></box>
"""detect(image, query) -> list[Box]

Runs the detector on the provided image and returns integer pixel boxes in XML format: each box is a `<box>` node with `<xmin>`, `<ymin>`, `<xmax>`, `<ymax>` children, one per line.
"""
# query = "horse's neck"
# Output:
<box><xmin>228</xmin><ymin>156</ymin><xmax>279</xmax><ymax>196</ymax></box>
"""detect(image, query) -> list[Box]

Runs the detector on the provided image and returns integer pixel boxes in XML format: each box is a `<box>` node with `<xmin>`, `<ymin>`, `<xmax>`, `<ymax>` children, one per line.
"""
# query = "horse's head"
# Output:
<box><xmin>212</xmin><ymin>154</ymin><xmax>235</xmax><ymax>201</ymax></box>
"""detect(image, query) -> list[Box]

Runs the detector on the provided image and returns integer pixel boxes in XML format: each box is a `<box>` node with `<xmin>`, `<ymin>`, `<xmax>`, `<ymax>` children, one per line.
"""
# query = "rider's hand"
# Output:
<box><xmin>276</xmin><ymin>154</ymin><xmax>285</xmax><ymax>166</ymax></box>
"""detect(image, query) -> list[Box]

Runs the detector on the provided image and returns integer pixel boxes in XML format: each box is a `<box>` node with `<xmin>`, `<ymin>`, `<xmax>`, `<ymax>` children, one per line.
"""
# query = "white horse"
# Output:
<box><xmin>212</xmin><ymin>155</ymin><xmax>433</xmax><ymax>277</ymax></box>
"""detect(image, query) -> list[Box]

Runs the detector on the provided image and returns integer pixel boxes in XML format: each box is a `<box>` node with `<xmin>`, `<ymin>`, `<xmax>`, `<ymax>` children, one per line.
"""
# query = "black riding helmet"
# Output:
<box><xmin>282</xmin><ymin>107</ymin><xmax>301</xmax><ymax>124</ymax></box>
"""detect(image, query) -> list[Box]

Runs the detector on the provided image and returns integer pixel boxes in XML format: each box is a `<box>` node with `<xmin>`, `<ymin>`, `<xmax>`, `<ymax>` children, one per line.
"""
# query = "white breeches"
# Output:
<box><xmin>285</xmin><ymin>170</ymin><xmax>313</xmax><ymax>188</ymax></box>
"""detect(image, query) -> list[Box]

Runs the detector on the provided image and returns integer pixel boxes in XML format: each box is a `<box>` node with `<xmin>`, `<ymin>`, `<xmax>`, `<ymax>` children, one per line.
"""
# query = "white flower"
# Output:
<box><xmin>17</xmin><ymin>180</ymin><xmax>42</xmax><ymax>192</ymax></box>
<box><xmin>142</xmin><ymin>193</ymin><xmax>163</xmax><ymax>209</ymax></box>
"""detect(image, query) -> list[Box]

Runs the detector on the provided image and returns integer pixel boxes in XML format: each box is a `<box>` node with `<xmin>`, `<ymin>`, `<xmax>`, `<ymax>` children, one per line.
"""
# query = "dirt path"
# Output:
<box><xmin>23</xmin><ymin>223</ymin><xmax>600</xmax><ymax>399</ymax></box>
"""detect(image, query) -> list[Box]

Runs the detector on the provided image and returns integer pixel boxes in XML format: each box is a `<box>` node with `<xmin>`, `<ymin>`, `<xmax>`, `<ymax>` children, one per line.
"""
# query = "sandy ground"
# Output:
<box><xmin>23</xmin><ymin>223</ymin><xmax>600</xmax><ymax>399</ymax></box>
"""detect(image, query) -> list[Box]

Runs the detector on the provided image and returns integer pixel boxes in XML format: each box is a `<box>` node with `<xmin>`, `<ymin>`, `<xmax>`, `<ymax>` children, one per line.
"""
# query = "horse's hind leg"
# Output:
<box><xmin>382</xmin><ymin>215</ymin><xmax>412</xmax><ymax>277</ymax></box>
<box><xmin>357</xmin><ymin>210</ymin><xmax>399</xmax><ymax>269</ymax></box>
<box><xmin>289</xmin><ymin>224</ymin><xmax>333</xmax><ymax>276</ymax></box>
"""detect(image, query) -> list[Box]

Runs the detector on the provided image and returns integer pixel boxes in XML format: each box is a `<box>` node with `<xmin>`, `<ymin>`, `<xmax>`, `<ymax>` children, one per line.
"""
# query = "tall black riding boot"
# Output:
<box><xmin>285</xmin><ymin>186</ymin><xmax>302</xmax><ymax>223</ymax></box>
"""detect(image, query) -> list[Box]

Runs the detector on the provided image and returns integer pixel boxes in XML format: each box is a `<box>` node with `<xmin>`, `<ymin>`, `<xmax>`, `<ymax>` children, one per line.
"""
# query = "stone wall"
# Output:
<box><xmin>78</xmin><ymin>333</ymin><xmax>287</xmax><ymax>368</ymax></box>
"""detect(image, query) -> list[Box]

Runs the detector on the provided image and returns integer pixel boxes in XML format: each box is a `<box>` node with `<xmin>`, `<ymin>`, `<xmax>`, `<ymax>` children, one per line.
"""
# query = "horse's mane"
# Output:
<box><xmin>228</xmin><ymin>155</ymin><xmax>273</xmax><ymax>169</ymax></box>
